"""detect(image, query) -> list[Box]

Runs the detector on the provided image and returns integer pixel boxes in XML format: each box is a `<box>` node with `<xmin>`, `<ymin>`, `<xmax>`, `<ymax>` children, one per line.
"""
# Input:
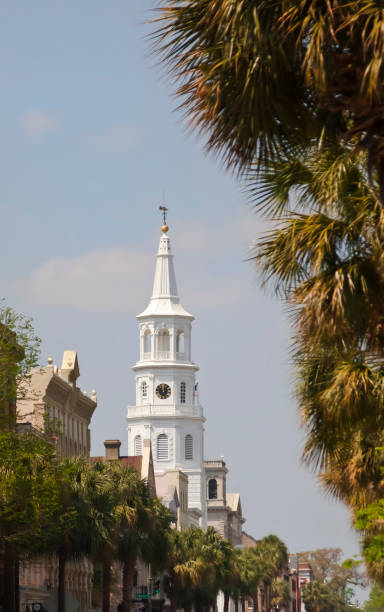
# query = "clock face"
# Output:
<box><xmin>156</xmin><ymin>383</ymin><xmax>171</xmax><ymax>400</ymax></box>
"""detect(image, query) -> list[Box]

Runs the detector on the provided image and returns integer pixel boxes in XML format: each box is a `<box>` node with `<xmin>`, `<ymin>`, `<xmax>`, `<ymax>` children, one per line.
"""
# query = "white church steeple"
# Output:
<box><xmin>127</xmin><ymin>216</ymin><xmax>207</xmax><ymax>527</ymax></box>
<box><xmin>137</xmin><ymin>228</ymin><xmax>193</xmax><ymax>319</ymax></box>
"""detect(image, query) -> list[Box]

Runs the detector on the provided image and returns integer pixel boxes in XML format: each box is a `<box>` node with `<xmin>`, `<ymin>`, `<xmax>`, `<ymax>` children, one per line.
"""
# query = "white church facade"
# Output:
<box><xmin>127</xmin><ymin>219</ymin><xmax>244</xmax><ymax>538</ymax></box>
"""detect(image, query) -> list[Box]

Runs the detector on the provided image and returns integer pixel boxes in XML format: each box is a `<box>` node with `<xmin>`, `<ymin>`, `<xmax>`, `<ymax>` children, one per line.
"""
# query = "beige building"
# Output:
<box><xmin>204</xmin><ymin>458</ymin><xmax>245</xmax><ymax>546</ymax></box>
<box><xmin>18</xmin><ymin>351</ymin><xmax>96</xmax><ymax>457</ymax></box>
<box><xmin>155</xmin><ymin>469</ymin><xmax>189</xmax><ymax>530</ymax></box>
<box><xmin>17</xmin><ymin>351</ymin><xmax>97</xmax><ymax>612</ymax></box>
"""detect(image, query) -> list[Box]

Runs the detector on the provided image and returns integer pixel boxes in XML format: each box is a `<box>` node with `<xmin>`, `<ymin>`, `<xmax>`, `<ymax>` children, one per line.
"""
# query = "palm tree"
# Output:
<box><xmin>271</xmin><ymin>578</ymin><xmax>290</xmax><ymax>612</ymax></box>
<box><xmin>109</xmin><ymin>463</ymin><xmax>172</xmax><ymax>612</ymax></box>
<box><xmin>252</xmin><ymin>143</ymin><xmax>384</xmax><ymax>506</ymax></box>
<box><xmin>153</xmin><ymin>2</ymin><xmax>384</xmax><ymax>196</ymax></box>
<box><xmin>54</xmin><ymin>456</ymin><xmax>106</xmax><ymax>612</ymax></box>
<box><xmin>164</xmin><ymin>528</ymin><xmax>210</xmax><ymax>612</ymax></box>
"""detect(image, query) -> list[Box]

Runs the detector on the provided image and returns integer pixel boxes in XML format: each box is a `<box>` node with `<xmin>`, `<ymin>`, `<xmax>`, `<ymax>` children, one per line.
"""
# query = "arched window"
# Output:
<box><xmin>134</xmin><ymin>435</ymin><xmax>143</xmax><ymax>456</ymax></box>
<box><xmin>144</xmin><ymin>330</ymin><xmax>151</xmax><ymax>356</ymax></box>
<box><xmin>158</xmin><ymin>329</ymin><xmax>170</xmax><ymax>355</ymax></box>
<box><xmin>157</xmin><ymin>434</ymin><xmax>169</xmax><ymax>460</ymax></box>
<box><xmin>141</xmin><ymin>381</ymin><xmax>148</xmax><ymax>399</ymax></box>
<box><xmin>208</xmin><ymin>478</ymin><xmax>218</xmax><ymax>499</ymax></box>
<box><xmin>180</xmin><ymin>381</ymin><xmax>186</xmax><ymax>404</ymax></box>
<box><xmin>176</xmin><ymin>330</ymin><xmax>185</xmax><ymax>354</ymax></box>
<box><xmin>185</xmin><ymin>434</ymin><xmax>193</xmax><ymax>460</ymax></box>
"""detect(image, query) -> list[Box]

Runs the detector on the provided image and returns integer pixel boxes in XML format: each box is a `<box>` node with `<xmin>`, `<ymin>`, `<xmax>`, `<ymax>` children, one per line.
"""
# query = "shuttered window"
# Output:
<box><xmin>185</xmin><ymin>434</ymin><xmax>193</xmax><ymax>460</ymax></box>
<box><xmin>180</xmin><ymin>381</ymin><xmax>186</xmax><ymax>404</ymax></box>
<box><xmin>134</xmin><ymin>435</ymin><xmax>142</xmax><ymax>456</ymax></box>
<box><xmin>141</xmin><ymin>381</ymin><xmax>148</xmax><ymax>399</ymax></box>
<box><xmin>157</xmin><ymin>434</ymin><xmax>169</xmax><ymax>460</ymax></box>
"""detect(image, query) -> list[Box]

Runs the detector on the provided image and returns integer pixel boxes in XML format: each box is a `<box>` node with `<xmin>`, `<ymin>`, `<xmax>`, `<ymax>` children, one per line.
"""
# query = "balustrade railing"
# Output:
<box><xmin>128</xmin><ymin>404</ymin><xmax>203</xmax><ymax>417</ymax></box>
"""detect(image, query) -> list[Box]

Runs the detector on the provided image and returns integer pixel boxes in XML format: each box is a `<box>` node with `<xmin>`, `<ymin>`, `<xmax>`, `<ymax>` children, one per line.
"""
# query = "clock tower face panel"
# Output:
<box><xmin>156</xmin><ymin>383</ymin><xmax>171</xmax><ymax>399</ymax></box>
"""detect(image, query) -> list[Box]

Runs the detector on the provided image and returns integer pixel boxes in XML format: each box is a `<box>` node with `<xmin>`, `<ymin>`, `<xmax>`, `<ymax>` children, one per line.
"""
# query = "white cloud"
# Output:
<box><xmin>92</xmin><ymin>125</ymin><xmax>145</xmax><ymax>151</ymax></box>
<box><xmin>12</xmin><ymin>214</ymin><xmax>263</xmax><ymax>315</ymax></box>
<box><xmin>22</xmin><ymin>110</ymin><xmax>59</xmax><ymax>138</ymax></box>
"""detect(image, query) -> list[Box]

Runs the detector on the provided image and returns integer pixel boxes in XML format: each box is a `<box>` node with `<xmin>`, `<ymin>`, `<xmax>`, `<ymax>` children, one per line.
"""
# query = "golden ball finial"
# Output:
<box><xmin>161</xmin><ymin>224</ymin><xmax>169</xmax><ymax>233</ymax></box>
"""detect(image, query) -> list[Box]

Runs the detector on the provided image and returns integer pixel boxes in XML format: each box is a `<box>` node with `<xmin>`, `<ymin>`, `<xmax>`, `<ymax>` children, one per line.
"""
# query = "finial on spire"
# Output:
<box><xmin>159</xmin><ymin>205</ymin><xmax>169</xmax><ymax>233</ymax></box>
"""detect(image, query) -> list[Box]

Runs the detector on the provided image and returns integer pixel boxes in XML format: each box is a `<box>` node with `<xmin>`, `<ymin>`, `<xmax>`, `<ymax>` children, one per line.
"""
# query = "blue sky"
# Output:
<box><xmin>0</xmin><ymin>0</ymin><xmax>365</xmax><ymax>588</ymax></box>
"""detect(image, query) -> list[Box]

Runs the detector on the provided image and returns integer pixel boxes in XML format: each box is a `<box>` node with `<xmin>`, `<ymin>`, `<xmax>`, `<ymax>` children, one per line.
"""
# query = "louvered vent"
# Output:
<box><xmin>134</xmin><ymin>435</ymin><xmax>142</xmax><ymax>456</ymax></box>
<box><xmin>185</xmin><ymin>434</ymin><xmax>193</xmax><ymax>460</ymax></box>
<box><xmin>157</xmin><ymin>434</ymin><xmax>168</xmax><ymax>460</ymax></box>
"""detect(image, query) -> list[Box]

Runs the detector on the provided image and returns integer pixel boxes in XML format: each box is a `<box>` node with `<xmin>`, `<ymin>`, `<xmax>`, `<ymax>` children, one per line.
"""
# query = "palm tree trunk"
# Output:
<box><xmin>241</xmin><ymin>595</ymin><xmax>246</xmax><ymax>612</ymax></box>
<box><xmin>14</xmin><ymin>556</ymin><xmax>19</xmax><ymax>612</ymax></box>
<box><xmin>224</xmin><ymin>592</ymin><xmax>230</xmax><ymax>612</ymax></box>
<box><xmin>4</xmin><ymin>544</ymin><xmax>16</xmax><ymax>612</ymax></box>
<box><xmin>102</xmin><ymin>559</ymin><xmax>111</xmax><ymax>612</ymax></box>
<box><xmin>169</xmin><ymin>591</ymin><xmax>178</xmax><ymax>612</ymax></box>
<box><xmin>234</xmin><ymin>597</ymin><xmax>239</xmax><ymax>612</ymax></box>
<box><xmin>256</xmin><ymin>588</ymin><xmax>262</xmax><ymax>612</ymax></box>
<box><xmin>58</xmin><ymin>550</ymin><xmax>66</xmax><ymax>612</ymax></box>
<box><xmin>122</xmin><ymin>556</ymin><xmax>136</xmax><ymax>612</ymax></box>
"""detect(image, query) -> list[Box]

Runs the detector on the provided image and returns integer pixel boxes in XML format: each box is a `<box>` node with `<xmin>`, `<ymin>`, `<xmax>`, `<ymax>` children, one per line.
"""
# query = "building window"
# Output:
<box><xmin>185</xmin><ymin>434</ymin><xmax>193</xmax><ymax>460</ymax></box>
<box><xmin>180</xmin><ymin>381</ymin><xmax>186</xmax><ymax>404</ymax></box>
<box><xmin>134</xmin><ymin>435</ymin><xmax>142</xmax><ymax>456</ymax></box>
<box><xmin>157</xmin><ymin>434</ymin><xmax>169</xmax><ymax>460</ymax></box>
<box><xmin>141</xmin><ymin>381</ymin><xmax>148</xmax><ymax>399</ymax></box>
<box><xmin>208</xmin><ymin>478</ymin><xmax>218</xmax><ymax>499</ymax></box>
<box><xmin>144</xmin><ymin>330</ymin><xmax>151</xmax><ymax>355</ymax></box>
<box><xmin>176</xmin><ymin>330</ymin><xmax>185</xmax><ymax>353</ymax></box>
<box><xmin>158</xmin><ymin>329</ymin><xmax>170</xmax><ymax>352</ymax></box>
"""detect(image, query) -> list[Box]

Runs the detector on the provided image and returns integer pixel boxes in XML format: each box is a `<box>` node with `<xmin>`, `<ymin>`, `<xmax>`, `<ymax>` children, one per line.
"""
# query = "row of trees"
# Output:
<box><xmin>152</xmin><ymin>0</ymin><xmax>384</xmax><ymax>588</ymax></box>
<box><xmin>299</xmin><ymin>548</ymin><xmax>365</xmax><ymax>612</ymax></box>
<box><xmin>0</xmin><ymin>430</ymin><xmax>172</xmax><ymax>612</ymax></box>
<box><xmin>0</xmin><ymin>422</ymin><xmax>288</xmax><ymax>612</ymax></box>
<box><xmin>163</xmin><ymin>530</ymin><xmax>289</xmax><ymax>612</ymax></box>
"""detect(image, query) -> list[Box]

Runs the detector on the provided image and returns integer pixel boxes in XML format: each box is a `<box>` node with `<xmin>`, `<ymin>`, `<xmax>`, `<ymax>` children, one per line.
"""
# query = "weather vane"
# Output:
<box><xmin>159</xmin><ymin>205</ymin><xmax>169</xmax><ymax>232</ymax></box>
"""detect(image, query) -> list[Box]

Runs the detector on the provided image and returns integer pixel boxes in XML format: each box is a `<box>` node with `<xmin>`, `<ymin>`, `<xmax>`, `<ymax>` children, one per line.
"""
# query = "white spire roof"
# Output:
<box><xmin>137</xmin><ymin>232</ymin><xmax>194</xmax><ymax>319</ymax></box>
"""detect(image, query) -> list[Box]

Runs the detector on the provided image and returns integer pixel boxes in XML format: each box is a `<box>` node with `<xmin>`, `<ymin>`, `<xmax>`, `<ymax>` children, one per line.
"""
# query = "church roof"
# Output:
<box><xmin>137</xmin><ymin>231</ymin><xmax>194</xmax><ymax>319</ymax></box>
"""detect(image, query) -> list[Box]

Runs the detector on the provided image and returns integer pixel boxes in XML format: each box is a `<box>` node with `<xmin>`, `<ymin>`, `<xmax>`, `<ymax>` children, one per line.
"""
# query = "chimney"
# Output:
<box><xmin>104</xmin><ymin>439</ymin><xmax>121</xmax><ymax>461</ymax></box>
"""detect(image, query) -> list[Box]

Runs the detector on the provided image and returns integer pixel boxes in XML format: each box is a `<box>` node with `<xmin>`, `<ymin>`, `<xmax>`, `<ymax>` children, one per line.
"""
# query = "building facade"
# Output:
<box><xmin>205</xmin><ymin>459</ymin><xmax>245</xmax><ymax>546</ymax></box>
<box><xmin>17</xmin><ymin>351</ymin><xmax>97</xmax><ymax>612</ymax></box>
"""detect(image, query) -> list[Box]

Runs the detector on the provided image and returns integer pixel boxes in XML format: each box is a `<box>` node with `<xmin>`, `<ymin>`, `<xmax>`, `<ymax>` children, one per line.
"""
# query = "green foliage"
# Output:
<box><xmin>302</xmin><ymin>579</ymin><xmax>348</xmax><ymax>612</ymax></box>
<box><xmin>297</xmin><ymin>548</ymin><xmax>365</xmax><ymax>595</ymax></box>
<box><xmin>0</xmin><ymin>431</ymin><xmax>66</xmax><ymax>554</ymax></box>
<box><xmin>0</xmin><ymin>302</ymin><xmax>40</xmax><ymax>427</ymax></box>
<box><xmin>153</xmin><ymin>1</ymin><xmax>384</xmax><ymax>194</ymax></box>
<box><xmin>364</xmin><ymin>584</ymin><xmax>384</xmax><ymax>611</ymax></box>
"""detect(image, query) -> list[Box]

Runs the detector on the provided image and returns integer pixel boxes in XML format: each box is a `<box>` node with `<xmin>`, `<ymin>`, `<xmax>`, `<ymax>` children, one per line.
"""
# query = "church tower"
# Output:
<box><xmin>127</xmin><ymin>218</ymin><xmax>207</xmax><ymax>526</ymax></box>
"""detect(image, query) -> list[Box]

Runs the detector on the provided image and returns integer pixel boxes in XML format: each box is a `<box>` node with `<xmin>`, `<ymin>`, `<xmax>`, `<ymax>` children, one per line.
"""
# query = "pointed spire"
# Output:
<box><xmin>137</xmin><ymin>229</ymin><xmax>194</xmax><ymax>319</ymax></box>
<box><xmin>151</xmin><ymin>232</ymin><xmax>178</xmax><ymax>299</ymax></box>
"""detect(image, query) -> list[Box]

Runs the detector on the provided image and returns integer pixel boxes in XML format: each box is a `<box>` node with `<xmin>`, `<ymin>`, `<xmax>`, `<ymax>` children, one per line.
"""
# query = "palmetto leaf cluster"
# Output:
<box><xmin>154</xmin><ymin>1</ymin><xmax>384</xmax><ymax>196</ymax></box>
<box><xmin>250</xmin><ymin>143</ymin><xmax>384</xmax><ymax>583</ymax></box>
<box><xmin>252</xmin><ymin>143</ymin><xmax>384</xmax><ymax>506</ymax></box>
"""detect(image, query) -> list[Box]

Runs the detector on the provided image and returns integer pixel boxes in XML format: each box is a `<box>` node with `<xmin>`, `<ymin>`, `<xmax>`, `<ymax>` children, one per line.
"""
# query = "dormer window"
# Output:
<box><xmin>180</xmin><ymin>381</ymin><xmax>186</xmax><ymax>404</ymax></box>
